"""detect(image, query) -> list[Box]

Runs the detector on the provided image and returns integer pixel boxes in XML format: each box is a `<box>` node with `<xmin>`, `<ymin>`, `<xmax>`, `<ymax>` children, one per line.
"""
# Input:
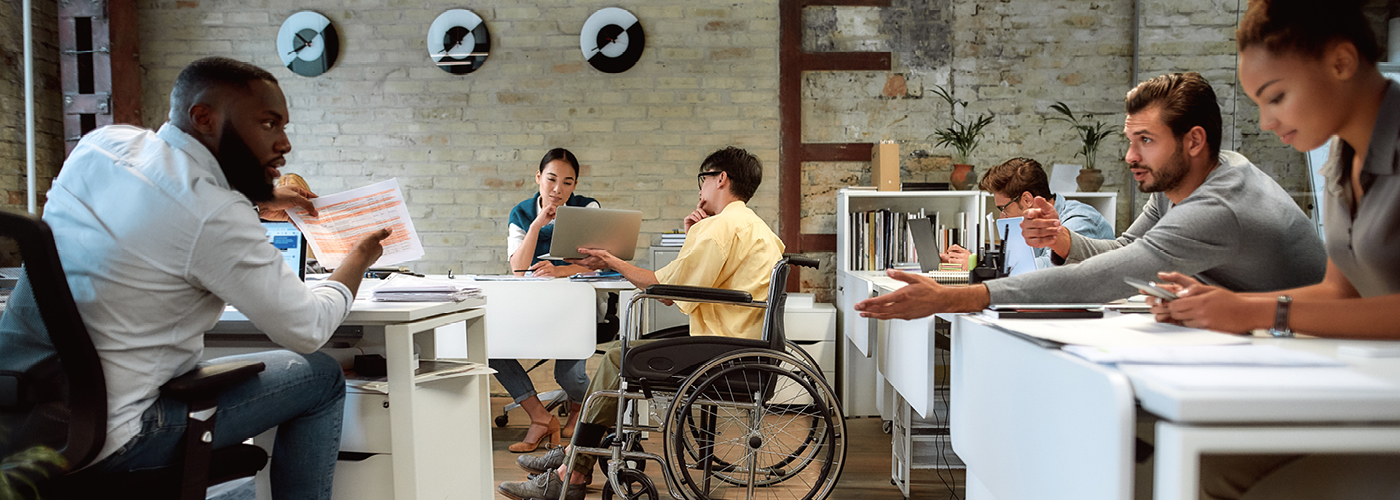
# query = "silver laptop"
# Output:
<box><xmin>538</xmin><ymin>206</ymin><xmax>643</xmax><ymax>260</ymax></box>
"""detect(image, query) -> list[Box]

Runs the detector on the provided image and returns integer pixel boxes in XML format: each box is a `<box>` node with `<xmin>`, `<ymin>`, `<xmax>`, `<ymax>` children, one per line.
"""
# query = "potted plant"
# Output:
<box><xmin>930</xmin><ymin>85</ymin><xmax>994</xmax><ymax>190</ymax></box>
<box><xmin>1049</xmin><ymin>101</ymin><xmax>1115</xmax><ymax>192</ymax></box>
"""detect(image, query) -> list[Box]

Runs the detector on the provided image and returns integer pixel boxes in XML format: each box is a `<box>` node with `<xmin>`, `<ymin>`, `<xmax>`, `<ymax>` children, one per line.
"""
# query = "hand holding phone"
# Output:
<box><xmin>1123</xmin><ymin>277</ymin><xmax>1179</xmax><ymax>301</ymax></box>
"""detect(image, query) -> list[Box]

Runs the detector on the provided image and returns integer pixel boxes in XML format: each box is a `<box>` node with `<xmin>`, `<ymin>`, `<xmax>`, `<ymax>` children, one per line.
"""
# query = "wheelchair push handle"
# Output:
<box><xmin>784</xmin><ymin>254</ymin><xmax>820</xmax><ymax>269</ymax></box>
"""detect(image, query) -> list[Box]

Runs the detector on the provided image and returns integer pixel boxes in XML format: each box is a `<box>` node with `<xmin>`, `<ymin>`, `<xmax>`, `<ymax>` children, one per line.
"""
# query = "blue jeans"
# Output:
<box><xmin>76</xmin><ymin>350</ymin><xmax>346</xmax><ymax>500</ymax></box>
<box><xmin>489</xmin><ymin>358</ymin><xmax>589</xmax><ymax>405</ymax></box>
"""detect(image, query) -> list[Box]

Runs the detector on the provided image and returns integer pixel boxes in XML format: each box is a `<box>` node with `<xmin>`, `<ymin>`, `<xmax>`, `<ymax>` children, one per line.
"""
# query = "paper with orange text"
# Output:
<box><xmin>287</xmin><ymin>178</ymin><xmax>424</xmax><ymax>269</ymax></box>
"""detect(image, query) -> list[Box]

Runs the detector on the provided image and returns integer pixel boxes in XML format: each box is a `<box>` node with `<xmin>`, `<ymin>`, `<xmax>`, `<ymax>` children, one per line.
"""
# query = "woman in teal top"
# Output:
<box><xmin>494</xmin><ymin>148</ymin><xmax>596</xmax><ymax>452</ymax></box>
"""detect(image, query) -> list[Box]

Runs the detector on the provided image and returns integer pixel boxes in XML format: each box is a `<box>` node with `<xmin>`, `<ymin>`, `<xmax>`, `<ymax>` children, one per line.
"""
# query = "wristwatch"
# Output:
<box><xmin>1267</xmin><ymin>295</ymin><xmax>1294</xmax><ymax>338</ymax></box>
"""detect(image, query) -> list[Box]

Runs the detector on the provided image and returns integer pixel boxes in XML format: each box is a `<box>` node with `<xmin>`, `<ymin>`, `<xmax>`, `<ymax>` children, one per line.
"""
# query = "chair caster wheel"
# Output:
<box><xmin>495</xmin><ymin>414</ymin><xmax>509</xmax><ymax>428</ymax></box>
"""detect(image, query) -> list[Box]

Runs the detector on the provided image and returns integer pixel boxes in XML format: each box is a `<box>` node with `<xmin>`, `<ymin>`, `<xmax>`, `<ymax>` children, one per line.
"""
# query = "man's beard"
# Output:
<box><xmin>1134</xmin><ymin>143</ymin><xmax>1189</xmax><ymax>193</ymax></box>
<box><xmin>216</xmin><ymin>122</ymin><xmax>275</xmax><ymax>203</ymax></box>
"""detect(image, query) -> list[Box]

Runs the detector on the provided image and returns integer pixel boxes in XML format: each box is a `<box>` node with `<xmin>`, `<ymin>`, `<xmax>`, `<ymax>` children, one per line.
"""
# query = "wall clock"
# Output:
<box><xmin>580</xmin><ymin>8</ymin><xmax>644</xmax><ymax>74</ymax></box>
<box><xmin>428</xmin><ymin>9</ymin><xmax>490</xmax><ymax>74</ymax></box>
<box><xmin>277</xmin><ymin>11</ymin><xmax>339</xmax><ymax>77</ymax></box>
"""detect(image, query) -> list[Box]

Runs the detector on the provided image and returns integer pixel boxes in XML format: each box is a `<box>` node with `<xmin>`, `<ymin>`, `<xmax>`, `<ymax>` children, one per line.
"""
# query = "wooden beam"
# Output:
<box><xmin>800</xmin><ymin>234</ymin><xmax>837</xmax><ymax>253</ymax></box>
<box><xmin>799</xmin><ymin>143</ymin><xmax>874</xmax><ymax>162</ymax></box>
<box><xmin>108</xmin><ymin>0</ymin><xmax>142</xmax><ymax>127</ymax></box>
<box><xmin>799</xmin><ymin>52</ymin><xmax>892</xmax><ymax>72</ymax></box>
<box><xmin>779</xmin><ymin>0</ymin><xmax>804</xmax><ymax>258</ymax></box>
<box><xmin>801</xmin><ymin>0</ymin><xmax>892</xmax><ymax>6</ymax></box>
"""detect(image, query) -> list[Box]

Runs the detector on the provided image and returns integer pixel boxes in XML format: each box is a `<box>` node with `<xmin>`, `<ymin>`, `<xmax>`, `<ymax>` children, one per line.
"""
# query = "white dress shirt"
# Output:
<box><xmin>43</xmin><ymin>124</ymin><xmax>353</xmax><ymax>462</ymax></box>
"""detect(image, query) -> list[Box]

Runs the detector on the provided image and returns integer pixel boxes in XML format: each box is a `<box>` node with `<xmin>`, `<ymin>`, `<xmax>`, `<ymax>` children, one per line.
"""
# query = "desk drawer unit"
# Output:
<box><xmin>333</xmin><ymin>453</ymin><xmax>395</xmax><ymax>500</ymax></box>
<box><xmin>341</xmin><ymin>390</ymin><xmax>393</xmax><ymax>454</ymax></box>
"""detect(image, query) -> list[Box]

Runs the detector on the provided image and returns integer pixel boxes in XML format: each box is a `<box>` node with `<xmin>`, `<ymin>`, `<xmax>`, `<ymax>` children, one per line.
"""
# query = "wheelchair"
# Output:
<box><xmin>561</xmin><ymin>255</ymin><xmax>846</xmax><ymax>500</ymax></box>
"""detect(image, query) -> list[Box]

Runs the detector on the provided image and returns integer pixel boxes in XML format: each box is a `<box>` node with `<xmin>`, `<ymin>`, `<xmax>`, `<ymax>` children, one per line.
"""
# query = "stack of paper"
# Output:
<box><xmin>659</xmin><ymin>231</ymin><xmax>686</xmax><ymax>247</ymax></box>
<box><xmin>371</xmin><ymin>274</ymin><xmax>484</xmax><ymax>302</ymax></box>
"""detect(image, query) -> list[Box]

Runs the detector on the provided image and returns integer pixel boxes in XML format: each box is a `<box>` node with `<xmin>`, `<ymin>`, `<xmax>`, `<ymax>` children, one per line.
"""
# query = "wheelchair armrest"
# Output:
<box><xmin>644</xmin><ymin>284</ymin><xmax>751</xmax><ymax>304</ymax></box>
<box><xmin>160</xmin><ymin>361</ymin><xmax>266</xmax><ymax>404</ymax></box>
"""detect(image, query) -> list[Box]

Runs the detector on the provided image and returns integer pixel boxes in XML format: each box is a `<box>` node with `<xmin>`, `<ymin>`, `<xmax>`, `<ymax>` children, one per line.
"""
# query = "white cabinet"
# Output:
<box><xmin>647</xmin><ymin>246</ymin><xmax>689</xmax><ymax>331</ymax></box>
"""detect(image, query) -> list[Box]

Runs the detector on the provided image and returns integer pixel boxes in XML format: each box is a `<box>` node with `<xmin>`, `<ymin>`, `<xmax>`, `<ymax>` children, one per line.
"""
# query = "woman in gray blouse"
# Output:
<box><xmin>1148</xmin><ymin>0</ymin><xmax>1400</xmax><ymax>340</ymax></box>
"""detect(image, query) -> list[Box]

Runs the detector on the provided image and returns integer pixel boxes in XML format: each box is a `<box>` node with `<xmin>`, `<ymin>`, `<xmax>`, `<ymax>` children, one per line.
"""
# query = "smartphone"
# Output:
<box><xmin>1123</xmin><ymin>277</ymin><xmax>1179</xmax><ymax>301</ymax></box>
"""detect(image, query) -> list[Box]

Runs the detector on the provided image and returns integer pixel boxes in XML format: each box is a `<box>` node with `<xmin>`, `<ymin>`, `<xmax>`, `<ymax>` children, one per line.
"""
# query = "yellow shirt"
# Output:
<box><xmin>654</xmin><ymin>201</ymin><xmax>786</xmax><ymax>339</ymax></box>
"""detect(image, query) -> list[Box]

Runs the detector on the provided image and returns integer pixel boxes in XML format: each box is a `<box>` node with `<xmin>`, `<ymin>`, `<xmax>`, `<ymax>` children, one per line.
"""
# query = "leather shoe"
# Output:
<box><xmin>518</xmin><ymin>446</ymin><xmax>568</xmax><ymax>474</ymax></box>
<box><xmin>497</xmin><ymin>470</ymin><xmax>585</xmax><ymax>500</ymax></box>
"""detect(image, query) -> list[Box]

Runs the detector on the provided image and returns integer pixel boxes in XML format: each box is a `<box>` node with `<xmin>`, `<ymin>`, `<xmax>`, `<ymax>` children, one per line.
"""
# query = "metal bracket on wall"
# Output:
<box><xmin>63</xmin><ymin>93</ymin><xmax>112</xmax><ymax>115</ymax></box>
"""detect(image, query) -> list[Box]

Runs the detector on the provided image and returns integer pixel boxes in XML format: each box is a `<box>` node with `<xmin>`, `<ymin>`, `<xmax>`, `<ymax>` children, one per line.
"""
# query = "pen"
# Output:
<box><xmin>513</xmin><ymin>270</ymin><xmax>531</xmax><ymax>273</ymax></box>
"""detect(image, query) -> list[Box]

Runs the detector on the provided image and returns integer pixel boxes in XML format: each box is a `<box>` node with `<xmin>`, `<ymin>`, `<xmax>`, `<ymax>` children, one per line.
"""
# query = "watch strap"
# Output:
<box><xmin>1268</xmin><ymin>295</ymin><xmax>1293</xmax><ymax>338</ymax></box>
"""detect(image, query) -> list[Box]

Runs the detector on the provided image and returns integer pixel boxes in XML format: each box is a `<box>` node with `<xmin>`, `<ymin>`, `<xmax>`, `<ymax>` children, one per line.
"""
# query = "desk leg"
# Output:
<box><xmin>1153</xmin><ymin>423</ymin><xmax>1200</xmax><ymax>500</ymax></box>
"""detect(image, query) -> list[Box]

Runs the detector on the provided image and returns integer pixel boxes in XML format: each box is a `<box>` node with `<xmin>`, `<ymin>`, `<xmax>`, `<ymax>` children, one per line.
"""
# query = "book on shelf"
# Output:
<box><xmin>848</xmin><ymin>209</ymin><xmax>972</xmax><ymax>272</ymax></box>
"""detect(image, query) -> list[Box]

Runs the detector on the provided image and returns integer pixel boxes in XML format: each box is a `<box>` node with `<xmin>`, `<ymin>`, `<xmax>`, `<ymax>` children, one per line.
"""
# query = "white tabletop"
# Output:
<box><xmin>980</xmin><ymin>316</ymin><xmax>1400</xmax><ymax>425</ymax></box>
<box><xmin>219</xmin><ymin>297</ymin><xmax>485</xmax><ymax>325</ymax></box>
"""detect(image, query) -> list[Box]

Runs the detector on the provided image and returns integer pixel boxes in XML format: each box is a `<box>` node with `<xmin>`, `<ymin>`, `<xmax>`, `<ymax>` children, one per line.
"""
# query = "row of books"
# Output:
<box><xmin>848</xmin><ymin>209</ymin><xmax>974</xmax><ymax>271</ymax></box>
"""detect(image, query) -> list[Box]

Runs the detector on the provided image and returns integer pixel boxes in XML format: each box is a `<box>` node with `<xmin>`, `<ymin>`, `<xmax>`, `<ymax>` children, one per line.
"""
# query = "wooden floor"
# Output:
<box><xmin>488</xmin><ymin>394</ymin><xmax>966</xmax><ymax>499</ymax></box>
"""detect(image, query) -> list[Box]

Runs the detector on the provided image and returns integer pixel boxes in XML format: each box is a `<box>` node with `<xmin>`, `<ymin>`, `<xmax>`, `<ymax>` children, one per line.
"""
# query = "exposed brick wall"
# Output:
<box><xmin>135</xmin><ymin>0</ymin><xmax>781</xmax><ymax>274</ymax></box>
<box><xmin>0</xmin><ymin>1</ymin><xmax>63</xmax><ymax>215</ymax></box>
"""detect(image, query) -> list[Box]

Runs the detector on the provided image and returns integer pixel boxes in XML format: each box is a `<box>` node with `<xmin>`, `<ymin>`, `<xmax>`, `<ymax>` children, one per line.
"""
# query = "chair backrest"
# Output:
<box><xmin>0</xmin><ymin>211</ymin><xmax>107</xmax><ymax>478</ymax></box>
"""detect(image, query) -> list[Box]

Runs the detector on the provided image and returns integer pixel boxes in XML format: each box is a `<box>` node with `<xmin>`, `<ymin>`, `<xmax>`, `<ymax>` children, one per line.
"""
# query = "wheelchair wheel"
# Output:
<box><xmin>663</xmin><ymin>351</ymin><xmax>845</xmax><ymax>500</ymax></box>
<box><xmin>598</xmin><ymin>432</ymin><xmax>647</xmax><ymax>475</ymax></box>
<box><xmin>601</xmin><ymin>468</ymin><xmax>659</xmax><ymax>500</ymax></box>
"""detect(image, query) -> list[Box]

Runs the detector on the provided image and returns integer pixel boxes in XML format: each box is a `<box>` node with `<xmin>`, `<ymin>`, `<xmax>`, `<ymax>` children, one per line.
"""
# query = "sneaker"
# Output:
<box><xmin>497</xmin><ymin>470</ymin><xmax>585</xmax><ymax>500</ymax></box>
<box><xmin>518</xmin><ymin>446</ymin><xmax>567</xmax><ymax>474</ymax></box>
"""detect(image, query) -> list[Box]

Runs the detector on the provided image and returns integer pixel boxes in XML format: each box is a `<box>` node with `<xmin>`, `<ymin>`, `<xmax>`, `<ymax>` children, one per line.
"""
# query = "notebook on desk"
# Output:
<box><xmin>262</xmin><ymin>221</ymin><xmax>307</xmax><ymax>280</ymax></box>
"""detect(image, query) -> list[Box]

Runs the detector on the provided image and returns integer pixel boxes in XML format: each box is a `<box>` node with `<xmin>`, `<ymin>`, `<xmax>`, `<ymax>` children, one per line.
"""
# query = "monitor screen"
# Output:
<box><xmin>262</xmin><ymin>221</ymin><xmax>307</xmax><ymax>280</ymax></box>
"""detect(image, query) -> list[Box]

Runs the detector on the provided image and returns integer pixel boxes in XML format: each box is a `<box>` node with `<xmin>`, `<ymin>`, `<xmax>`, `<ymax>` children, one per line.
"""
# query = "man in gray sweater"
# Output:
<box><xmin>855</xmin><ymin>72</ymin><xmax>1326</xmax><ymax>319</ymax></box>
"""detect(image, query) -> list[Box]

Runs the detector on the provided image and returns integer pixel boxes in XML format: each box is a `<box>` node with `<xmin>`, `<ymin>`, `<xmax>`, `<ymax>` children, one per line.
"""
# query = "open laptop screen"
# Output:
<box><xmin>262</xmin><ymin>221</ymin><xmax>307</xmax><ymax>280</ymax></box>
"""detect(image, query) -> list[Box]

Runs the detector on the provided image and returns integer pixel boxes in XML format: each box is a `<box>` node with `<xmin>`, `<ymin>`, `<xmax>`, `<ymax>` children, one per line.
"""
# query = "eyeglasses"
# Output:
<box><xmin>995</xmin><ymin>199</ymin><xmax>1020</xmax><ymax>215</ymax></box>
<box><xmin>697</xmin><ymin>171</ymin><xmax>722</xmax><ymax>189</ymax></box>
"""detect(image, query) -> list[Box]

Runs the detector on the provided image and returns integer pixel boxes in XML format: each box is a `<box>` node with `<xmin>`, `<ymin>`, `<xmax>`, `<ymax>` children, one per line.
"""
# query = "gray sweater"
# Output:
<box><xmin>985</xmin><ymin>151</ymin><xmax>1327</xmax><ymax>304</ymax></box>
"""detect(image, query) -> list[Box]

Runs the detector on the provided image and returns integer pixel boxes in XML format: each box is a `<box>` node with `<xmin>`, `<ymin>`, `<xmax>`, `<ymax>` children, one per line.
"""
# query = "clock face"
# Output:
<box><xmin>428</xmin><ymin>9</ymin><xmax>490</xmax><ymax>74</ymax></box>
<box><xmin>277</xmin><ymin>11</ymin><xmax>339</xmax><ymax>77</ymax></box>
<box><xmin>580</xmin><ymin>8</ymin><xmax>644</xmax><ymax>74</ymax></box>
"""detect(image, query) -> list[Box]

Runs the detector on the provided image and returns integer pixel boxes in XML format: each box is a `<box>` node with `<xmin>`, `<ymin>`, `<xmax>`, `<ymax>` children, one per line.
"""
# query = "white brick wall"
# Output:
<box><xmin>135</xmin><ymin>0</ymin><xmax>782</xmax><ymax>275</ymax></box>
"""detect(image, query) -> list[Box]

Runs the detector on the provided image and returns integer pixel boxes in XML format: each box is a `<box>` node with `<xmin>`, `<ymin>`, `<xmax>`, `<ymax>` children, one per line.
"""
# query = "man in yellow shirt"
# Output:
<box><xmin>498</xmin><ymin>146</ymin><xmax>785</xmax><ymax>500</ymax></box>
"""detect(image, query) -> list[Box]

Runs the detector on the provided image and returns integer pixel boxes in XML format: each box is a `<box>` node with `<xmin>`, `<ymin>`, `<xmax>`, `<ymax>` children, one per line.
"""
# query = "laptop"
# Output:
<box><xmin>538</xmin><ymin>206</ymin><xmax>643</xmax><ymax>261</ymax></box>
<box><xmin>262</xmin><ymin>221</ymin><xmax>308</xmax><ymax>280</ymax></box>
<box><xmin>996</xmin><ymin>217</ymin><xmax>1036</xmax><ymax>277</ymax></box>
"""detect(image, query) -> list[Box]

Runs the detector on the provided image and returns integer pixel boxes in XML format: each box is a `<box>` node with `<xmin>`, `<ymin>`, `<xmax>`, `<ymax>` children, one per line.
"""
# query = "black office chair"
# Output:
<box><xmin>0</xmin><ymin>210</ymin><xmax>268</xmax><ymax>500</ymax></box>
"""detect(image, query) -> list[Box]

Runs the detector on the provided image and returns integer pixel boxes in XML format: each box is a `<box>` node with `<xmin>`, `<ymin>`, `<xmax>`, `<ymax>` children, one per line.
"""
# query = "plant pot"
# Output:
<box><xmin>1076</xmin><ymin>168</ymin><xmax>1104</xmax><ymax>192</ymax></box>
<box><xmin>950</xmin><ymin>164</ymin><xmax>975</xmax><ymax>191</ymax></box>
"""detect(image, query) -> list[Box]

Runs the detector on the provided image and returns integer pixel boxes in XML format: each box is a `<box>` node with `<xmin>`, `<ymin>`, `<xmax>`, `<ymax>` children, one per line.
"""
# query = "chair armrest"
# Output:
<box><xmin>160</xmin><ymin>361</ymin><xmax>266</xmax><ymax>403</ymax></box>
<box><xmin>785</xmin><ymin>255</ymin><xmax>820</xmax><ymax>269</ymax></box>
<box><xmin>644</xmin><ymin>284</ymin><xmax>752</xmax><ymax>304</ymax></box>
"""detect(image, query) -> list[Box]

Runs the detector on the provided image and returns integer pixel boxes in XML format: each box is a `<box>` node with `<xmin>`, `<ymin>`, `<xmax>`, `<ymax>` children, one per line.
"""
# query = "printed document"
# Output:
<box><xmin>288</xmin><ymin>178</ymin><xmax>425</xmax><ymax>269</ymax></box>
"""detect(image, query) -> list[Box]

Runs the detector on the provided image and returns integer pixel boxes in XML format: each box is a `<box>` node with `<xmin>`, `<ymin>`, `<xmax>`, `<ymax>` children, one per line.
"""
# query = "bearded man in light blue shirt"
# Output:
<box><xmin>980</xmin><ymin>157</ymin><xmax>1116</xmax><ymax>269</ymax></box>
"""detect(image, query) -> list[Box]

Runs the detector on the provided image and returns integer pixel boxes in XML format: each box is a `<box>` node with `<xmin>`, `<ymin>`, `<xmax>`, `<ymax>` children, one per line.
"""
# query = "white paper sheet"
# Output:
<box><xmin>1049</xmin><ymin>163</ymin><xmax>1082</xmax><ymax>194</ymax></box>
<box><xmin>992</xmin><ymin>314</ymin><xmax>1250</xmax><ymax>347</ymax></box>
<box><xmin>288</xmin><ymin>179</ymin><xmax>424</xmax><ymax>269</ymax></box>
<box><xmin>1064</xmin><ymin>344</ymin><xmax>1345</xmax><ymax>367</ymax></box>
<box><xmin>996</xmin><ymin>217</ymin><xmax>1036</xmax><ymax>276</ymax></box>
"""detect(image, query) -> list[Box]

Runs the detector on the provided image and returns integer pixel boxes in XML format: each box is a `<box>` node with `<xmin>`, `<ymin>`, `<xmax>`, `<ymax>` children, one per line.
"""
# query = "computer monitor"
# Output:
<box><xmin>262</xmin><ymin>221</ymin><xmax>307</xmax><ymax>280</ymax></box>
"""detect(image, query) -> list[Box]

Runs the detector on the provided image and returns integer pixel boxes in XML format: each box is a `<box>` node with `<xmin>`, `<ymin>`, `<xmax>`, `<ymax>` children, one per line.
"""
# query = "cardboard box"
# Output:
<box><xmin>872</xmin><ymin>142</ymin><xmax>900</xmax><ymax>191</ymax></box>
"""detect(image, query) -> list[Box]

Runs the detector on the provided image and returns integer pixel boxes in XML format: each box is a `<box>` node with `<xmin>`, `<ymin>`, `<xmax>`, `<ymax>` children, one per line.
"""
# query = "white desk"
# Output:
<box><xmin>211</xmin><ymin>299</ymin><xmax>493</xmax><ymax>500</ymax></box>
<box><xmin>418</xmin><ymin>276</ymin><xmax>633</xmax><ymax>360</ymax></box>
<box><xmin>952</xmin><ymin>314</ymin><xmax>1400</xmax><ymax>500</ymax></box>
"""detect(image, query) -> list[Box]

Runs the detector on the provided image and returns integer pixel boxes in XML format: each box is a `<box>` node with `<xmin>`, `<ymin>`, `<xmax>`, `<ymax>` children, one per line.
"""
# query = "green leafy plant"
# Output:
<box><xmin>1</xmin><ymin>445</ymin><xmax>67</xmax><ymax>500</ymax></box>
<box><xmin>1048</xmin><ymin>101</ymin><xmax>1115</xmax><ymax>170</ymax></box>
<box><xmin>929</xmin><ymin>85</ymin><xmax>992</xmax><ymax>165</ymax></box>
